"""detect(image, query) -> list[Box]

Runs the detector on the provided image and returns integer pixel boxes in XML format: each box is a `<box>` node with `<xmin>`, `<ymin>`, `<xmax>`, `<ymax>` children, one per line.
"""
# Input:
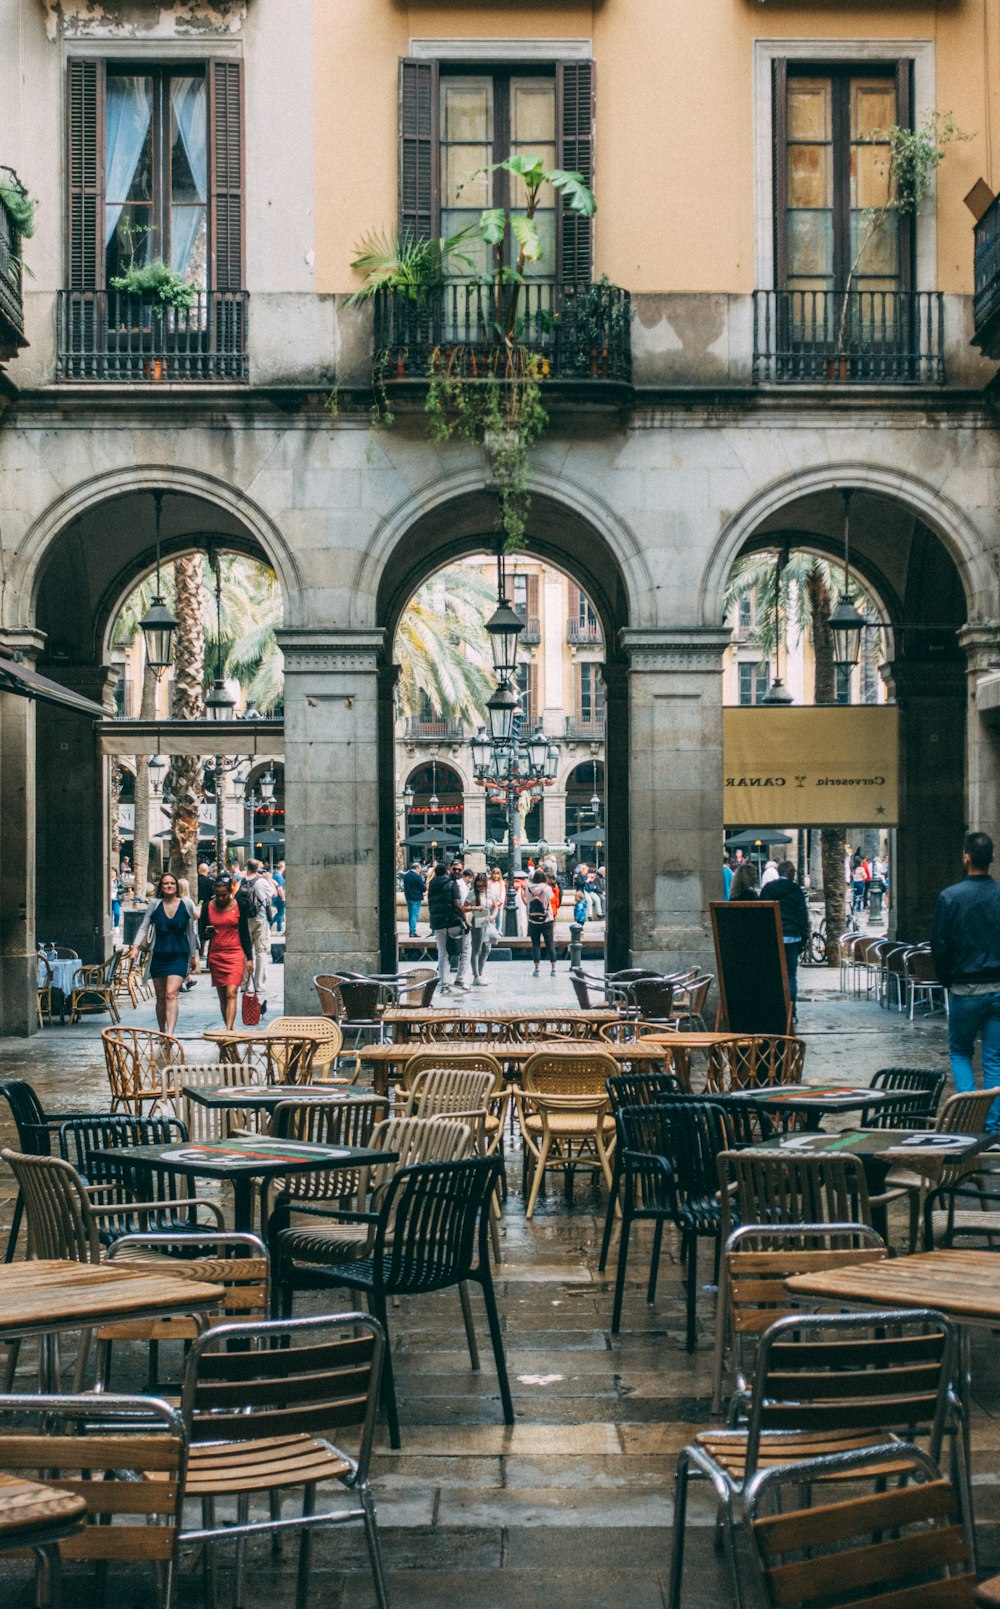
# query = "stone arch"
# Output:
<box><xmin>699</xmin><ymin>462</ymin><xmax>986</xmax><ymax>630</ymax></box>
<box><xmin>9</xmin><ymin>463</ymin><xmax>304</xmax><ymax>635</ymax></box>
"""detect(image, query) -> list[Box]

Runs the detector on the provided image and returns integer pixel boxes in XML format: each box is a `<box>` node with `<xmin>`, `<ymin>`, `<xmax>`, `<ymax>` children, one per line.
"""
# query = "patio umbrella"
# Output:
<box><xmin>569</xmin><ymin>826</ymin><xmax>607</xmax><ymax>846</ymax></box>
<box><xmin>724</xmin><ymin>829</ymin><xmax>793</xmax><ymax>849</ymax></box>
<box><xmin>403</xmin><ymin>827</ymin><xmax>463</xmax><ymax>850</ymax></box>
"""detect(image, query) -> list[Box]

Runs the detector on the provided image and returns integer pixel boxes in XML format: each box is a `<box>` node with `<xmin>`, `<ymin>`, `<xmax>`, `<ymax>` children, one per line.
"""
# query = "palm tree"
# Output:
<box><xmin>112</xmin><ymin>575</ymin><xmax>164</xmax><ymax>895</ymax></box>
<box><xmin>166</xmin><ymin>554</ymin><xmax>205</xmax><ymax>884</ymax></box>
<box><xmin>395</xmin><ymin>568</ymin><xmax>495</xmax><ymax>725</ymax></box>
<box><xmin>213</xmin><ymin>555</ymin><xmax>284</xmax><ymax>714</ymax></box>
<box><xmin>725</xmin><ymin>548</ymin><xmax>885</xmax><ymax>967</ymax></box>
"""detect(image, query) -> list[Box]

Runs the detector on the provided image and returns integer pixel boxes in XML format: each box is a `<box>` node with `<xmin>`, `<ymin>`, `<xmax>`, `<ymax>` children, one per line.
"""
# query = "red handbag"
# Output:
<box><xmin>241</xmin><ymin>979</ymin><xmax>262</xmax><ymax>1027</ymax></box>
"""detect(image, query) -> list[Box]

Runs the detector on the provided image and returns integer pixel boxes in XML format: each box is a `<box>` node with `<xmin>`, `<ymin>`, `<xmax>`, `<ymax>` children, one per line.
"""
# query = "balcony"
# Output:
<box><xmin>372</xmin><ymin>280</ymin><xmax>631</xmax><ymax>384</ymax></box>
<box><xmin>56</xmin><ymin>289</ymin><xmax>248</xmax><ymax>383</ymax></box>
<box><xmin>752</xmin><ymin>289</ymin><xmax>944</xmax><ymax>385</ymax></box>
<box><xmin>401</xmin><ymin>716</ymin><xmax>466</xmax><ymax>743</ymax></box>
<box><xmin>0</xmin><ymin>171</ymin><xmax>27</xmax><ymax>358</ymax></box>
<box><xmin>973</xmin><ymin>195</ymin><xmax>1000</xmax><ymax>359</ymax></box>
<box><xmin>564</xmin><ymin>714</ymin><xmax>605</xmax><ymax>744</ymax></box>
<box><xmin>567</xmin><ymin>618</ymin><xmax>602</xmax><ymax>646</ymax></box>
<box><xmin>516</xmin><ymin>615</ymin><xmax>541</xmax><ymax>645</ymax></box>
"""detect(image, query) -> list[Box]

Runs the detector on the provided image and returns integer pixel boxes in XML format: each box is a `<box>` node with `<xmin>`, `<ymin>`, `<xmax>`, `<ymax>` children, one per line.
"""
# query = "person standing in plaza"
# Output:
<box><xmin>239</xmin><ymin>859</ymin><xmax>274</xmax><ymax>1009</ymax></box>
<box><xmin>468</xmin><ymin>871</ymin><xmax>497</xmax><ymax>986</ymax></box>
<box><xmin>931</xmin><ymin>831</ymin><xmax>1000</xmax><ymax>1133</ymax></box>
<box><xmin>271</xmin><ymin>859</ymin><xmax>286</xmax><ymax>933</ymax></box>
<box><xmin>762</xmin><ymin>860</ymin><xmax>810</xmax><ymax>1021</ymax></box>
<box><xmin>729</xmin><ymin>861</ymin><xmax>759</xmax><ymax>901</ymax></box>
<box><xmin>428</xmin><ymin>860</ymin><xmax>470</xmax><ymax>994</ymax></box>
<box><xmin>402</xmin><ymin>860</ymin><xmax>426</xmax><ymax>937</ymax></box>
<box><xmin>526</xmin><ymin>869</ymin><xmax>557</xmax><ymax>977</ymax></box>
<box><xmin>199</xmin><ymin>873</ymin><xmax>253</xmax><ymax>1029</ymax></box>
<box><xmin>128</xmin><ymin>871</ymin><xmax>198</xmax><ymax>1034</ymax></box>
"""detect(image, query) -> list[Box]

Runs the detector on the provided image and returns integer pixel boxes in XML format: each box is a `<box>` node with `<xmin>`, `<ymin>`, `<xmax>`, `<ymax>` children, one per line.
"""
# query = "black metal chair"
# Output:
<box><xmin>598</xmin><ymin>1071</ymin><xmax>685</xmax><ymax>1273</ymax></box>
<box><xmin>611</xmin><ymin>1099</ymin><xmax>734</xmax><ymax>1351</ymax></box>
<box><xmin>859</xmin><ymin>1066</ymin><xmax>948</xmax><ymax>1128</ymax></box>
<box><xmin>275</xmin><ymin>1154</ymin><xmax>513</xmax><ymax>1449</ymax></box>
<box><xmin>56</xmin><ymin>1114</ymin><xmax>218</xmax><ymax>1243</ymax></box>
<box><xmin>631</xmin><ymin>977</ymin><xmax>676</xmax><ymax>1026</ymax></box>
<box><xmin>0</xmin><ymin>1080</ymin><xmax>95</xmax><ymax>1260</ymax></box>
<box><xmin>676</xmin><ymin>1090</ymin><xmax>777</xmax><ymax>1148</ymax></box>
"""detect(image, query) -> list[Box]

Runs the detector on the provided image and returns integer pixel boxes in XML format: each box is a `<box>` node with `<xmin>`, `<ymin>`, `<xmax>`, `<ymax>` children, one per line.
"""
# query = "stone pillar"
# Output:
<box><xmin>542</xmin><ymin>788</ymin><xmax>567</xmax><ymax>851</ymax></box>
<box><xmin>0</xmin><ymin>631</ymin><xmax>44</xmax><ymax>1036</ymax></box>
<box><xmin>621</xmin><ymin>628</ymin><xmax>732</xmax><ymax>975</ymax></box>
<box><xmin>35</xmin><ymin>663</ymin><xmax>116</xmax><ymax>965</ymax></box>
<box><xmin>463</xmin><ymin>788</ymin><xmax>487</xmax><ymax>854</ymax></box>
<box><xmin>958</xmin><ymin>623</ymin><xmax>1000</xmax><ymax>834</ymax></box>
<box><xmin>277</xmin><ymin>628</ymin><xmax>384</xmax><ymax>1011</ymax></box>
<box><xmin>885</xmin><ymin>656</ymin><xmax>967</xmax><ymax>940</ymax></box>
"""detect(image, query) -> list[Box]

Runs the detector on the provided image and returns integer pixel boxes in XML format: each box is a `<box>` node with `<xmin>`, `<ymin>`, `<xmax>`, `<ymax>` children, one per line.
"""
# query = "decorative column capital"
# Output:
<box><xmin>1</xmin><ymin>628</ymin><xmax>47</xmax><ymax>668</ymax></box>
<box><xmin>958</xmin><ymin>621</ymin><xmax>1000</xmax><ymax>676</ymax></box>
<box><xmin>276</xmin><ymin>628</ymin><xmax>385</xmax><ymax>675</ymax></box>
<box><xmin>620</xmin><ymin>627</ymin><xmax>733</xmax><ymax>673</ymax></box>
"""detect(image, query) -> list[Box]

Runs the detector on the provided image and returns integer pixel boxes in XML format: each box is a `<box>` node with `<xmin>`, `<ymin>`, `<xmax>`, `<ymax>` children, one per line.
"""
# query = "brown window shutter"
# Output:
<box><xmin>209</xmin><ymin>59</ymin><xmax>244</xmax><ymax>290</ymax></box>
<box><xmin>772</xmin><ymin>59</ymin><xmax>788</xmax><ymax>289</ymax></box>
<box><xmin>527</xmin><ymin>574</ymin><xmax>540</xmax><ymax>624</ymax></box>
<box><xmin>398</xmin><ymin>58</ymin><xmax>439</xmax><ymax>242</ymax></box>
<box><xmin>557</xmin><ymin>60</ymin><xmax>594</xmax><ymax>284</ymax></box>
<box><xmin>67</xmin><ymin>57</ymin><xmax>104</xmax><ymax>289</ymax></box>
<box><xmin>528</xmin><ymin>661</ymin><xmax>538</xmax><ymax>726</ymax></box>
<box><xmin>895</xmin><ymin>59</ymin><xmax>914</xmax><ymax>291</ymax></box>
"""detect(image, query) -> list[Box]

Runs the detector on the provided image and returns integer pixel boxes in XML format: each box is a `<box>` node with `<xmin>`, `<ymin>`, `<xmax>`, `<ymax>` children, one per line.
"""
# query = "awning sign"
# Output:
<box><xmin>723</xmin><ymin>706</ymin><xmax>899</xmax><ymax>827</ymax></box>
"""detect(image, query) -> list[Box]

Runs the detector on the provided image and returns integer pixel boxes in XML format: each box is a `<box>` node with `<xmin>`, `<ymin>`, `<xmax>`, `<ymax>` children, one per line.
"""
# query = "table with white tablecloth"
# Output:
<box><xmin>36</xmin><ymin>956</ymin><xmax>80</xmax><ymax>1020</ymax></box>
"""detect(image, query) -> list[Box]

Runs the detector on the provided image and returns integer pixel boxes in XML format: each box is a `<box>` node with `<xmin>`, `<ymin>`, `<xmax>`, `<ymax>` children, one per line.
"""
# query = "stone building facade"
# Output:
<box><xmin>2</xmin><ymin>0</ymin><xmax>1000</xmax><ymax>1031</ymax></box>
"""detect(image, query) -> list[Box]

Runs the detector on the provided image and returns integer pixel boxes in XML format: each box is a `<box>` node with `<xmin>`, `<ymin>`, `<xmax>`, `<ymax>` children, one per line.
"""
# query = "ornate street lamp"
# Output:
<box><xmin>828</xmin><ymin>490</ymin><xmax>868</xmax><ymax>675</ymax></box>
<box><xmin>485</xmin><ymin>597</ymin><xmax>524</xmax><ymax>679</ymax></box>
<box><xmin>139</xmin><ymin>490</ymin><xmax>177</xmax><ymax>675</ymax></box>
<box><xmin>486</xmin><ymin>680</ymin><xmax>520</xmax><ymax>745</ymax></box>
<box><xmin>761</xmin><ymin>545</ymin><xmax>794</xmax><ymax>705</ymax></box>
<box><xmin>205</xmin><ymin>552</ymin><xmax>235</xmax><ymax>721</ymax></box>
<box><xmin>470</xmin><ymin>728</ymin><xmax>491</xmax><ymax>779</ymax></box>
<box><xmin>258</xmin><ymin>768</ymin><xmax>276</xmax><ymax>806</ymax></box>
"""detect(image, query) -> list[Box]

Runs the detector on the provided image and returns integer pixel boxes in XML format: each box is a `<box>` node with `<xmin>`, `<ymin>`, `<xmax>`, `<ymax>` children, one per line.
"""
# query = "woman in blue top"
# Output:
<box><xmin>129</xmin><ymin>871</ymin><xmax>199</xmax><ymax>1034</ymax></box>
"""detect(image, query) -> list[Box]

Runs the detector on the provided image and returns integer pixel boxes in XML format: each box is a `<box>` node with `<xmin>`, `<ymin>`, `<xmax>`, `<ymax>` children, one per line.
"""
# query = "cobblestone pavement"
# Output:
<box><xmin>1</xmin><ymin>970</ymin><xmax>997</xmax><ymax>1607</ymax></box>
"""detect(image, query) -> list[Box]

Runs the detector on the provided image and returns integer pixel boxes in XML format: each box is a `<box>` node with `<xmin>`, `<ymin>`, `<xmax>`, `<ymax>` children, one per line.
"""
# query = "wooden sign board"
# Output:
<box><xmin>710</xmin><ymin>899</ymin><xmax>792</xmax><ymax>1036</ymax></box>
<box><xmin>723</xmin><ymin>707</ymin><xmax>899</xmax><ymax>826</ymax></box>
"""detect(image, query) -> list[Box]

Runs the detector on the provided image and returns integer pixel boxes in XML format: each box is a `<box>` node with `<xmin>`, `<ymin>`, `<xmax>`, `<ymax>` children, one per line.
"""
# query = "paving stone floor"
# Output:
<box><xmin>1</xmin><ymin>968</ymin><xmax>997</xmax><ymax>1607</ymax></box>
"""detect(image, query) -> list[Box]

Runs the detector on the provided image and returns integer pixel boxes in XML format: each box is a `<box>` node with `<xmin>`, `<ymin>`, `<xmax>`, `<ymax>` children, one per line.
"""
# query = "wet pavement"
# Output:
<box><xmin>1</xmin><ymin>964</ymin><xmax>996</xmax><ymax>1608</ymax></box>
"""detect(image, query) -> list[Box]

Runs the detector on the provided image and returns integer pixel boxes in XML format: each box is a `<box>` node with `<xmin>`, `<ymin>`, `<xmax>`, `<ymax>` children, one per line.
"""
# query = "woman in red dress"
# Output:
<box><xmin>197</xmin><ymin>874</ymin><xmax>252</xmax><ymax>1028</ymax></box>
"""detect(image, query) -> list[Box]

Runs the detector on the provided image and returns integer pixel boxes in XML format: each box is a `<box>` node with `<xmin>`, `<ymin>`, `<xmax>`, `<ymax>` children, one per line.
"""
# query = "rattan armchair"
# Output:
<box><xmin>101</xmin><ymin>1026</ymin><xmax>184</xmax><ymax>1115</ymax></box>
<box><xmin>516</xmin><ymin>1050</ymin><xmax>618</xmax><ymax>1219</ymax></box>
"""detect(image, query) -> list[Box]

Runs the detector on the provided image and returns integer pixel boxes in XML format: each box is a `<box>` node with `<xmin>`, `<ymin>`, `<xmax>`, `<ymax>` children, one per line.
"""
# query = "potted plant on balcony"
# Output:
<box><xmin>829</xmin><ymin>111</ymin><xmax>966</xmax><ymax>382</ymax></box>
<box><xmin>346</xmin><ymin>229</ymin><xmax>477</xmax><ymax>387</ymax></box>
<box><xmin>109</xmin><ymin>258</ymin><xmax>196</xmax><ymax>380</ymax></box>
<box><xmin>560</xmin><ymin>275</ymin><xmax>631</xmax><ymax>377</ymax></box>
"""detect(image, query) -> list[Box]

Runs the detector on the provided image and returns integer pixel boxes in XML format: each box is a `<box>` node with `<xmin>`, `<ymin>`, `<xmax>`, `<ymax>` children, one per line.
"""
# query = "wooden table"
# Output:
<box><xmin>0</xmin><ymin>1472</ymin><xmax>87</xmax><ymax>1556</ymax></box>
<box><xmin>90</xmin><ymin>1137</ymin><xmax>390</xmax><ymax>1233</ymax></box>
<box><xmin>381</xmin><ymin>1007</ymin><xmax>621</xmax><ymax>1041</ymax></box>
<box><xmin>357</xmin><ymin>1039</ymin><xmax>674</xmax><ymax>1097</ymax></box>
<box><xmin>786</xmin><ymin>1246</ymin><xmax>1000</xmax><ymax>1561</ymax></box>
<box><xmin>731</xmin><ymin>1083</ymin><xmax>922</xmax><ymax>1132</ymax></box>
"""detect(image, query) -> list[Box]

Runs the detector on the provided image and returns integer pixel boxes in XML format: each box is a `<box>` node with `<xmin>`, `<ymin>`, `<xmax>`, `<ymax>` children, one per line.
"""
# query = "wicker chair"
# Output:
<box><xmin>265</xmin><ymin>1015</ymin><xmax>344</xmax><ymax>1079</ymax></box>
<box><xmin>168</xmin><ymin>1060</ymin><xmax>261</xmax><ymax>1143</ymax></box>
<box><xmin>101</xmin><ymin>1026</ymin><xmax>184</xmax><ymax>1115</ymax></box>
<box><xmin>35</xmin><ymin>954</ymin><xmax>52</xmax><ymax>1028</ymax></box>
<box><xmin>264</xmin><ymin>1094</ymin><xmax>389</xmax><ymax>1224</ymax></box>
<box><xmin>69</xmin><ymin>950</ymin><xmax>123</xmax><ymax>1024</ymax></box>
<box><xmin>515</xmin><ymin>1050</ymin><xmax>618</xmax><ymax>1219</ymax></box>
<box><xmin>0</xmin><ymin>1080</ymin><xmax>95</xmax><ymax>1261</ymax></box>
<box><xmin>881</xmin><ymin>1087</ymin><xmax>1000</xmax><ymax>1252</ymax></box>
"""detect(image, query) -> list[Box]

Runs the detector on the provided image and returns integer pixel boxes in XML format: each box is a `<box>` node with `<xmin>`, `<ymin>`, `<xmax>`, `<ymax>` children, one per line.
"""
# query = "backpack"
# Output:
<box><xmin>574</xmin><ymin>896</ymin><xmax>588</xmax><ymax>925</ymax></box>
<box><xmin>245</xmin><ymin>876</ymin><xmax>273</xmax><ymax>920</ymax></box>
<box><xmin>528</xmin><ymin>893</ymin><xmax>548</xmax><ymax>926</ymax></box>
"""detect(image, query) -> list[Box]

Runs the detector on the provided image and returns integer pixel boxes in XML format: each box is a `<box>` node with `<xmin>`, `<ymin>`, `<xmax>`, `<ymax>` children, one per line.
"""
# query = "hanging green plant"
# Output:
<box><xmin>109</xmin><ymin>260</ymin><xmax>197</xmax><ymax>310</ymax></box>
<box><xmin>0</xmin><ymin>176</ymin><xmax>37</xmax><ymax>240</ymax></box>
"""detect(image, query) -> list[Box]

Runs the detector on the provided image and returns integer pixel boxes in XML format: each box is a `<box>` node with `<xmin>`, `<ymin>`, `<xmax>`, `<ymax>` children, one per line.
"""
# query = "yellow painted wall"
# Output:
<box><xmin>313</xmin><ymin>0</ymin><xmax>999</xmax><ymax>296</ymax></box>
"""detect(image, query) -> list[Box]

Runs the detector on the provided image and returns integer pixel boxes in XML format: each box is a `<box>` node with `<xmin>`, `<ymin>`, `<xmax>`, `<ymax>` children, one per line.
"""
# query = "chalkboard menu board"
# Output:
<box><xmin>710</xmin><ymin>900</ymin><xmax>792</xmax><ymax>1035</ymax></box>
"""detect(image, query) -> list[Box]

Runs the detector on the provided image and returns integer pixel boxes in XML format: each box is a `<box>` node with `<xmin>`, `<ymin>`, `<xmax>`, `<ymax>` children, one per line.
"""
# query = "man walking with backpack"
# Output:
<box><xmin>427</xmin><ymin>860</ymin><xmax>471</xmax><ymax>994</ymax></box>
<box><xmin>240</xmin><ymin>859</ymin><xmax>274</xmax><ymax>1009</ymax></box>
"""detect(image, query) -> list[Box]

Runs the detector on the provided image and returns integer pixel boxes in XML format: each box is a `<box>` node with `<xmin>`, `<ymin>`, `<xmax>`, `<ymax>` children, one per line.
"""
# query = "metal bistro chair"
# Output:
<box><xmin>669</xmin><ymin>1308</ymin><xmax>962</xmax><ymax>1609</ymax></box>
<box><xmin>882</xmin><ymin>1086</ymin><xmax>1000</xmax><ymax>1252</ymax></box>
<box><xmin>597</xmin><ymin>1070</ymin><xmax>686</xmax><ymax>1274</ymax></box>
<box><xmin>395</xmin><ymin>966</ymin><xmax>438</xmax><ymax>1007</ymax></box>
<box><xmin>69</xmin><ymin>949</ymin><xmax>123</xmax><ymax>1024</ymax></box>
<box><xmin>610</xmin><ymin>1099</ymin><xmax>734</xmax><ymax>1351</ymax></box>
<box><xmin>907</xmin><ymin>948</ymin><xmax>949</xmax><ymax>1019</ymax></box>
<box><xmin>858</xmin><ymin>1065</ymin><xmax>948</xmax><ymax>1129</ymax></box>
<box><xmin>631</xmin><ymin>977</ymin><xmax>676</xmax><ymax>1027</ymax></box>
<box><xmin>0</xmin><ymin>1080</ymin><xmax>95</xmax><ymax>1261</ymax></box>
<box><xmin>177</xmin><ymin>1312</ymin><xmax>390</xmax><ymax>1609</ymax></box>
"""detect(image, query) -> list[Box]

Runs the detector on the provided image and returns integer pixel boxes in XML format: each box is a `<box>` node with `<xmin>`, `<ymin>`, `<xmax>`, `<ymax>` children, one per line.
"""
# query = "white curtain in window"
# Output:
<box><xmin>170</xmin><ymin>77</ymin><xmax>208</xmax><ymax>279</ymax></box>
<box><xmin>104</xmin><ymin>76</ymin><xmax>153</xmax><ymax>245</ymax></box>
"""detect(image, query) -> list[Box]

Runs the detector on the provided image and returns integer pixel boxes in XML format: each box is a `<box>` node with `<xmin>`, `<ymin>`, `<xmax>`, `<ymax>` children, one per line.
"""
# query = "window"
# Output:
<box><xmin>738</xmin><ymin>594</ymin><xmax>753</xmax><ymax>630</ymax></box>
<box><xmin>576</xmin><ymin>590</ymin><xmax>599</xmax><ymax>632</ymax></box>
<box><xmin>834</xmin><ymin>664</ymin><xmax>852</xmax><ymax>705</ymax></box>
<box><xmin>738</xmin><ymin>662</ymin><xmax>771</xmax><ymax>706</ymax></box>
<box><xmin>515</xmin><ymin>661</ymin><xmax>537</xmax><ymax>726</ymax></box>
<box><xmin>577</xmin><ymin>662</ymin><xmax>605</xmax><ymax>725</ymax></box>
<box><xmin>399</xmin><ymin>58</ymin><xmax>594</xmax><ymax>284</ymax></box>
<box><xmin>512</xmin><ymin>573</ymin><xmax>539</xmax><ymax>625</ymax></box>
<box><xmin>67</xmin><ymin>58</ymin><xmax>243</xmax><ymax>293</ymax></box>
<box><xmin>775</xmin><ymin>62</ymin><xmax>911</xmax><ymax>299</ymax></box>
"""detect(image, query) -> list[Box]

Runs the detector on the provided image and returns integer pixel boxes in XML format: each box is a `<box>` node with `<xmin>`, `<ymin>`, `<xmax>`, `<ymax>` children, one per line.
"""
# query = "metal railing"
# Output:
<box><xmin>372</xmin><ymin>279</ymin><xmax>632</xmax><ymax>382</ymax></box>
<box><xmin>567</xmin><ymin>618</ymin><xmax>602</xmax><ymax>645</ymax></box>
<box><xmin>401</xmin><ymin>716</ymin><xmax>466</xmax><ymax>741</ymax></box>
<box><xmin>974</xmin><ymin>195</ymin><xmax>1000</xmax><ymax>349</ymax></box>
<box><xmin>516</xmin><ymin>615</ymin><xmax>541</xmax><ymax>644</ymax></box>
<box><xmin>56</xmin><ymin>289</ymin><xmax>249</xmax><ymax>382</ymax></box>
<box><xmin>0</xmin><ymin>171</ymin><xmax>26</xmax><ymax>347</ymax></box>
<box><xmin>752</xmin><ymin>289</ymin><xmax>944</xmax><ymax>385</ymax></box>
<box><xmin>564</xmin><ymin>714</ymin><xmax>605</xmax><ymax>742</ymax></box>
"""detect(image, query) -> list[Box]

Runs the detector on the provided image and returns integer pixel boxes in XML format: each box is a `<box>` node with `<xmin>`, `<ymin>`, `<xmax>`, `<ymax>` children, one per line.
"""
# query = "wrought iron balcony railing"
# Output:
<box><xmin>567</xmin><ymin>619</ymin><xmax>602</xmax><ymax>645</ymax></box>
<box><xmin>373</xmin><ymin>279</ymin><xmax>631</xmax><ymax>383</ymax></box>
<box><xmin>752</xmin><ymin>289</ymin><xmax>944</xmax><ymax>385</ymax></box>
<box><xmin>565</xmin><ymin>714</ymin><xmax>605</xmax><ymax>742</ymax></box>
<box><xmin>973</xmin><ymin>195</ymin><xmax>1000</xmax><ymax>358</ymax></box>
<box><xmin>401</xmin><ymin>716</ymin><xmax>466</xmax><ymax>742</ymax></box>
<box><xmin>516</xmin><ymin>615</ymin><xmax>541</xmax><ymax>644</ymax></box>
<box><xmin>0</xmin><ymin>172</ymin><xmax>26</xmax><ymax>353</ymax></box>
<box><xmin>56</xmin><ymin>289</ymin><xmax>249</xmax><ymax>382</ymax></box>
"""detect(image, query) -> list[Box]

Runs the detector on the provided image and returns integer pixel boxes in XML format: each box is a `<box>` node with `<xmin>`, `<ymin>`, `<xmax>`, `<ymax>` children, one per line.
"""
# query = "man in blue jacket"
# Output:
<box><xmin>762</xmin><ymin>860</ymin><xmax>811</xmax><ymax>1022</ymax></box>
<box><xmin>931</xmin><ymin>831</ymin><xmax>1000</xmax><ymax>1132</ymax></box>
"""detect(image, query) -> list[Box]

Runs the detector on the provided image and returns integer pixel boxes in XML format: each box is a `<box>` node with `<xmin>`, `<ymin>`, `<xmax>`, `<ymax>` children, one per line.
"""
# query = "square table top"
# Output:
<box><xmin>0</xmin><ymin>1259</ymin><xmax>224</xmax><ymax>1340</ymax></box>
<box><xmin>737</xmin><ymin>1128</ymin><xmax>994</xmax><ymax>1165</ymax></box>
<box><xmin>181</xmin><ymin>1083</ymin><xmax>356</xmax><ymax>1110</ymax></box>
<box><xmin>734</xmin><ymin>1084</ymin><xmax>920</xmax><ymax>1114</ymax></box>
<box><xmin>88</xmin><ymin>1136</ymin><xmax>388</xmax><ymax>1182</ymax></box>
<box><xmin>785</xmin><ymin>1248</ymin><xmax>1000</xmax><ymax>1324</ymax></box>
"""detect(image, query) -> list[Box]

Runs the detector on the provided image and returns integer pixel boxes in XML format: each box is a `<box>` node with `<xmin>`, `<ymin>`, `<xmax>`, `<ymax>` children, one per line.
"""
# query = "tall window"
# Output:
<box><xmin>515</xmin><ymin>661</ymin><xmax>536</xmax><ymax>727</ymax></box>
<box><xmin>577</xmin><ymin>662</ymin><xmax>605</xmax><ymax>725</ymax></box>
<box><xmin>576</xmin><ymin>590</ymin><xmax>599</xmax><ymax>632</ymax></box>
<box><xmin>738</xmin><ymin>594</ymin><xmax>754</xmax><ymax>630</ymax></box>
<box><xmin>67</xmin><ymin>58</ymin><xmax>243</xmax><ymax>293</ymax></box>
<box><xmin>739</xmin><ymin>662</ymin><xmax>771</xmax><ymax>706</ymax></box>
<box><xmin>775</xmin><ymin>63</ymin><xmax>910</xmax><ymax>300</ymax></box>
<box><xmin>834</xmin><ymin>664</ymin><xmax>852</xmax><ymax>704</ymax></box>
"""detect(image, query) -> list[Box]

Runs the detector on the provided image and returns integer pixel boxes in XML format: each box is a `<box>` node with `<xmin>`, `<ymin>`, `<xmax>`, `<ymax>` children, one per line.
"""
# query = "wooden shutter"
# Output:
<box><xmin>67</xmin><ymin>58</ymin><xmax>104</xmax><ymax>289</ymax></box>
<box><xmin>209</xmin><ymin>59</ymin><xmax>244</xmax><ymax>290</ymax></box>
<box><xmin>398</xmin><ymin>58</ymin><xmax>438</xmax><ymax>242</ymax></box>
<box><xmin>527</xmin><ymin>661</ymin><xmax>538</xmax><ymax>727</ymax></box>
<box><xmin>557</xmin><ymin>60</ymin><xmax>594</xmax><ymax>284</ymax></box>
<box><xmin>895</xmin><ymin>59</ymin><xmax>914</xmax><ymax>292</ymax></box>
<box><xmin>527</xmin><ymin>574</ymin><xmax>540</xmax><ymax>625</ymax></box>
<box><xmin>772</xmin><ymin>59</ymin><xmax>788</xmax><ymax>289</ymax></box>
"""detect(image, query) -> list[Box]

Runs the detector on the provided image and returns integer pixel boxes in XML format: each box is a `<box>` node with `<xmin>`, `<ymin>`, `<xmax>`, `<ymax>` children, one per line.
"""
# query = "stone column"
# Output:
<box><xmin>958</xmin><ymin>623</ymin><xmax>1000</xmax><ymax>834</ymax></box>
<box><xmin>542</xmin><ymin>788</ymin><xmax>567</xmax><ymax>851</ymax></box>
<box><xmin>620</xmin><ymin>628</ymin><xmax>732</xmax><ymax>975</ymax></box>
<box><xmin>0</xmin><ymin>631</ymin><xmax>44</xmax><ymax>1036</ymax></box>
<box><xmin>277</xmin><ymin>628</ymin><xmax>385</xmax><ymax>1011</ymax></box>
<box><xmin>463</xmin><ymin>788</ymin><xmax>487</xmax><ymax>856</ymax></box>
<box><xmin>35</xmin><ymin>662</ymin><xmax>117</xmax><ymax>965</ymax></box>
<box><xmin>885</xmin><ymin>656</ymin><xmax>967</xmax><ymax>940</ymax></box>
